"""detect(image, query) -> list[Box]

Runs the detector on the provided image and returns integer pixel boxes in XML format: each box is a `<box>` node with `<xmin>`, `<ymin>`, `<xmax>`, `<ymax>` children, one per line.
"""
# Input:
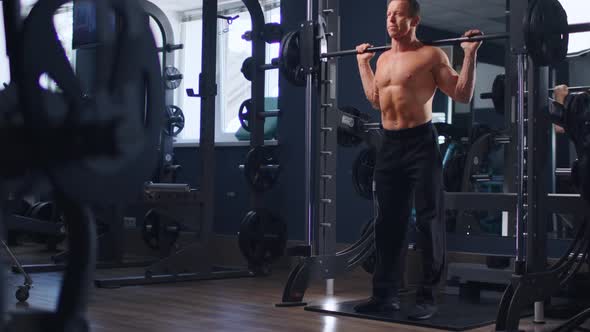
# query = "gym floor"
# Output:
<box><xmin>5</xmin><ymin>243</ymin><xmax>581</xmax><ymax>332</ymax></box>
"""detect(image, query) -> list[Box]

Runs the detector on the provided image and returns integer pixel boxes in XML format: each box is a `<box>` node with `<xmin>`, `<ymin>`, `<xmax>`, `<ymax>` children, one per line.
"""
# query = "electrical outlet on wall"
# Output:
<box><xmin>123</xmin><ymin>217</ymin><xmax>137</xmax><ymax>229</ymax></box>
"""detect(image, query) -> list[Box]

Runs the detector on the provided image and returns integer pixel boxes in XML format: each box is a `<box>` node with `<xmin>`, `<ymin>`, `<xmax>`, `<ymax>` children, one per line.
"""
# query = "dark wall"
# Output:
<box><xmin>174</xmin><ymin>146</ymin><xmax>250</xmax><ymax>235</ymax></box>
<box><xmin>334</xmin><ymin>1</ymin><xmax>387</xmax><ymax>242</ymax></box>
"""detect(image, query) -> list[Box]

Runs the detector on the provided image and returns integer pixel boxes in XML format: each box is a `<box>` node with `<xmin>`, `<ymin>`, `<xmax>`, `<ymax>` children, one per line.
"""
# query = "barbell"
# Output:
<box><xmin>321</xmin><ymin>33</ymin><xmax>509</xmax><ymax>59</ymax></box>
<box><xmin>480</xmin><ymin>74</ymin><xmax>590</xmax><ymax>114</ymax></box>
<box><xmin>319</xmin><ymin>18</ymin><xmax>590</xmax><ymax>64</ymax></box>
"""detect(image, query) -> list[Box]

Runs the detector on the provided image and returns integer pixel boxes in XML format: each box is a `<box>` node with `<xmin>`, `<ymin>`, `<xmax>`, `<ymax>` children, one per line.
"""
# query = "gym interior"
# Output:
<box><xmin>1</xmin><ymin>0</ymin><xmax>590</xmax><ymax>331</ymax></box>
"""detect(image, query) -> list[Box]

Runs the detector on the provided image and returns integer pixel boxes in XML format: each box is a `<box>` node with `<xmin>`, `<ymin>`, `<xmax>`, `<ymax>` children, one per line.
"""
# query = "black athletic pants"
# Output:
<box><xmin>372</xmin><ymin>121</ymin><xmax>446</xmax><ymax>299</ymax></box>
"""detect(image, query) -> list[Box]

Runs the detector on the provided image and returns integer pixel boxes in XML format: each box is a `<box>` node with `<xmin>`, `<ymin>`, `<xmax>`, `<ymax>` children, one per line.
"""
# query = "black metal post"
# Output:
<box><xmin>241</xmin><ymin>0</ymin><xmax>267</xmax><ymax>211</ymax></box>
<box><xmin>509</xmin><ymin>0</ymin><xmax>528</xmax><ymax>276</ymax></box>
<box><xmin>317</xmin><ymin>0</ymin><xmax>339</xmax><ymax>295</ymax></box>
<box><xmin>199</xmin><ymin>0</ymin><xmax>218</xmax><ymax>254</ymax></box>
<box><xmin>140</xmin><ymin>0</ymin><xmax>179</xmax><ymax>181</ymax></box>
<box><xmin>527</xmin><ymin>60</ymin><xmax>551</xmax><ymax>324</ymax></box>
<box><xmin>317</xmin><ymin>0</ymin><xmax>339</xmax><ymax>257</ymax></box>
<box><xmin>503</xmin><ymin>0</ymin><xmax>517</xmax><ymax>238</ymax></box>
<box><xmin>303</xmin><ymin>0</ymin><xmax>315</xmax><ymax>253</ymax></box>
<box><xmin>526</xmin><ymin>63</ymin><xmax>550</xmax><ymax>273</ymax></box>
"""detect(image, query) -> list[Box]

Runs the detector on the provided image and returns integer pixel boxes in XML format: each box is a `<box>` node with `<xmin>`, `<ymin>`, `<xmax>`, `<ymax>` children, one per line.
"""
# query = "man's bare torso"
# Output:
<box><xmin>375</xmin><ymin>45</ymin><xmax>440</xmax><ymax>130</ymax></box>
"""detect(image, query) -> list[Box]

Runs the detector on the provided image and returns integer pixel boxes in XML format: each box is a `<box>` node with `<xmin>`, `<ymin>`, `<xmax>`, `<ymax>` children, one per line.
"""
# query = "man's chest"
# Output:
<box><xmin>375</xmin><ymin>54</ymin><xmax>434</xmax><ymax>87</ymax></box>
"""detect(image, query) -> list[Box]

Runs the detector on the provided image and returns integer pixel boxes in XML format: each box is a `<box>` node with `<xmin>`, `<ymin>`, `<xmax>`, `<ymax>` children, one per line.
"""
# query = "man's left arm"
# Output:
<box><xmin>553</xmin><ymin>84</ymin><xmax>569</xmax><ymax>134</ymax></box>
<box><xmin>432</xmin><ymin>30</ymin><xmax>482</xmax><ymax>104</ymax></box>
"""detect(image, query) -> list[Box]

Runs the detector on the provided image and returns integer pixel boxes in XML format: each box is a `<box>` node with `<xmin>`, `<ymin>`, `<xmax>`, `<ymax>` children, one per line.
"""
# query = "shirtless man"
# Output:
<box><xmin>354</xmin><ymin>0</ymin><xmax>481</xmax><ymax>320</ymax></box>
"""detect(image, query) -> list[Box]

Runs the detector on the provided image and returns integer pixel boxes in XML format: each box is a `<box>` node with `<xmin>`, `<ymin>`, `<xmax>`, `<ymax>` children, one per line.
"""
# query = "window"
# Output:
<box><xmin>175</xmin><ymin>2</ymin><xmax>280</xmax><ymax>144</ymax></box>
<box><xmin>0</xmin><ymin>5</ymin><xmax>74</xmax><ymax>90</ymax></box>
<box><xmin>218</xmin><ymin>6</ymin><xmax>280</xmax><ymax>140</ymax></box>
<box><xmin>0</xmin><ymin>6</ymin><xmax>10</xmax><ymax>87</ymax></box>
<box><xmin>559</xmin><ymin>0</ymin><xmax>590</xmax><ymax>56</ymax></box>
<box><xmin>176</xmin><ymin>19</ymin><xmax>202</xmax><ymax>144</ymax></box>
<box><xmin>42</xmin><ymin>7</ymin><xmax>75</xmax><ymax>91</ymax></box>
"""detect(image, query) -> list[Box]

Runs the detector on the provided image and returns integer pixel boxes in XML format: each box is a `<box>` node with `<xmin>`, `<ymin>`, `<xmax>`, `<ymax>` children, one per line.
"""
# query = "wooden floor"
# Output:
<box><xmin>1</xmin><ymin>244</ymin><xmax>580</xmax><ymax>332</ymax></box>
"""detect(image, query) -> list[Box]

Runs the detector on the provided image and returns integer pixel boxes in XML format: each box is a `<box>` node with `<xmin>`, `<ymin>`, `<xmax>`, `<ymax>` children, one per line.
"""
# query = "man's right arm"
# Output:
<box><xmin>356</xmin><ymin>43</ymin><xmax>380</xmax><ymax>110</ymax></box>
<box><xmin>358</xmin><ymin>60</ymin><xmax>380</xmax><ymax>110</ymax></box>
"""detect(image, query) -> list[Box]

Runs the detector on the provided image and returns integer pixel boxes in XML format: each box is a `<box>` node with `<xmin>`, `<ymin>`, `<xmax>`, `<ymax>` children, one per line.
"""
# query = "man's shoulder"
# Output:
<box><xmin>418</xmin><ymin>45</ymin><xmax>448</xmax><ymax>63</ymax></box>
<box><xmin>376</xmin><ymin>50</ymin><xmax>391</xmax><ymax>64</ymax></box>
<box><xmin>418</xmin><ymin>45</ymin><xmax>445</xmax><ymax>56</ymax></box>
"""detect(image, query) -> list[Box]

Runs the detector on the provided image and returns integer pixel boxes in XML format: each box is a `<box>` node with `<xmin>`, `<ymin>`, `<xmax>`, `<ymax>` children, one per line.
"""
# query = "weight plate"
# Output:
<box><xmin>238</xmin><ymin>209</ymin><xmax>287</xmax><ymax>267</ymax></box>
<box><xmin>491</xmin><ymin>74</ymin><xmax>505</xmax><ymax>115</ymax></box>
<box><xmin>238</xmin><ymin>99</ymin><xmax>252</xmax><ymax>132</ymax></box>
<box><xmin>164</xmin><ymin>66</ymin><xmax>182</xmax><ymax>90</ymax></box>
<box><xmin>337</xmin><ymin>106</ymin><xmax>365</xmax><ymax>148</ymax></box>
<box><xmin>279</xmin><ymin>30</ymin><xmax>306</xmax><ymax>87</ymax></box>
<box><xmin>21</xmin><ymin>0</ymin><xmax>164</xmax><ymax>205</ymax></box>
<box><xmin>243</xmin><ymin>146</ymin><xmax>281</xmax><ymax>192</ymax></box>
<box><xmin>142</xmin><ymin>209</ymin><xmax>160</xmax><ymax>250</ymax></box>
<box><xmin>524</xmin><ymin>0</ymin><xmax>569</xmax><ymax>66</ymax></box>
<box><xmin>240</xmin><ymin>57</ymin><xmax>254</xmax><ymax>82</ymax></box>
<box><xmin>163</xmin><ymin>105</ymin><xmax>185</xmax><ymax>137</ymax></box>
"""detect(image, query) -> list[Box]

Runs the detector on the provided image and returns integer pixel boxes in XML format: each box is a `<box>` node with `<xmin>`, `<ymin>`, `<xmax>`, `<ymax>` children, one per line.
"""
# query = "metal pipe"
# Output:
<box><xmin>305</xmin><ymin>76</ymin><xmax>313</xmax><ymax>248</ymax></box>
<box><xmin>515</xmin><ymin>54</ymin><xmax>526</xmax><ymax>267</ymax></box>
<box><xmin>304</xmin><ymin>0</ymin><xmax>314</xmax><ymax>249</ymax></box>
<box><xmin>144</xmin><ymin>182</ymin><xmax>191</xmax><ymax>193</ymax></box>
<box><xmin>259</xmin><ymin>110</ymin><xmax>281</xmax><ymax>118</ymax></box>
<box><xmin>567</xmin><ymin>22</ymin><xmax>590</xmax><ymax>34</ymax></box>
<box><xmin>534</xmin><ymin>301</ymin><xmax>545</xmax><ymax>324</ymax></box>
<box><xmin>260</xmin><ymin>63</ymin><xmax>279</xmax><ymax>70</ymax></box>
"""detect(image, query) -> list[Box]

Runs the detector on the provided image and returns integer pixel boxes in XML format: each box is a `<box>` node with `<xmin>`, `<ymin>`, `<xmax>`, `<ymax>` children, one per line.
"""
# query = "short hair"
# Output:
<box><xmin>387</xmin><ymin>0</ymin><xmax>420</xmax><ymax>18</ymax></box>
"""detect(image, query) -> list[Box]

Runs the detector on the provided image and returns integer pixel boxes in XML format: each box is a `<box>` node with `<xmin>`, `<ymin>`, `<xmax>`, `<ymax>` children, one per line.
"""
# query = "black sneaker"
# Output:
<box><xmin>408</xmin><ymin>286</ymin><xmax>437</xmax><ymax>320</ymax></box>
<box><xmin>407</xmin><ymin>302</ymin><xmax>438</xmax><ymax>320</ymax></box>
<box><xmin>353</xmin><ymin>296</ymin><xmax>401</xmax><ymax>313</ymax></box>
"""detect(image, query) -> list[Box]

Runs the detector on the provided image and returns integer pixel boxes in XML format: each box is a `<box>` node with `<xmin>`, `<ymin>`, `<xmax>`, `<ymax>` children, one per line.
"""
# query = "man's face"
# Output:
<box><xmin>387</xmin><ymin>0</ymin><xmax>419</xmax><ymax>39</ymax></box>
